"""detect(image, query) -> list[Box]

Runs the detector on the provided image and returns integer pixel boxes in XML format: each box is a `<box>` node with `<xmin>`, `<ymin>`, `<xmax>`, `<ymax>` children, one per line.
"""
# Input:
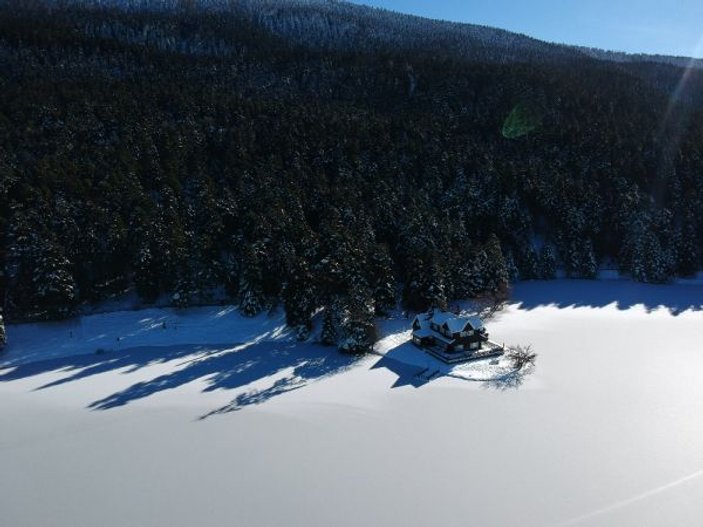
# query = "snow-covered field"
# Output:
<box><xmin>2</xmin><ymin>279</ymin><xmax>703</xmax><ymax>527</ymax></box>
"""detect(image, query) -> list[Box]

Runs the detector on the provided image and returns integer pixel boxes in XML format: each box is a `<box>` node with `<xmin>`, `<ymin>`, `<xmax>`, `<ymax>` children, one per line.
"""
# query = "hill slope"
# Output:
<box><xmin>1</xmin><ymin>0</ymin><xmax>703</xmax><ymax>349</ymax></box>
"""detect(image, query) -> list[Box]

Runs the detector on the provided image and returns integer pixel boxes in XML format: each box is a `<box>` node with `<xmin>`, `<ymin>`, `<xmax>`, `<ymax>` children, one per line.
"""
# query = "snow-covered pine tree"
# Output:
<box><xmin>517</xmin><ymin>245</ymin><xmax>539</xmax><ymax>280</ymax></box>
<box><xmin>0</xmin><ymin>312</ymin><xmax>6</xmax><ymax>351</ymax></box>
<box><xmin>339</xmin><ymin>278</ymin><xmax>376</xmax><ymax>354</ymax></box>
<box><xmin>368</xmin><ymin>245</ymin><xmax>396</xmax><ymax>315</ymax></box>
<box><xmin>402</xmin><ymin>255</ymin><xmax>429</xmax><ymax>311</ymax></box>
<box><xmin>464</xmin><ymin>247</ymin><xmax>489</xmax><ymax>297</ymax></box>
<box><xmin>643</xmin><ymin>232</ymin><xmax>674</xmax><ymax>283</ymax></box>
<box><xmin>673</xmin><ymin>219</ymin><xmax>699</xmax><ymax>277</ymax></box>
<box><xmin>425</xmin><ymin>261</ymin><xmax>448</xmax><ymax>310</ymax></box>
<box><xmin>622</xmin><ymin>217</ymin><xmax>673</xmax><ymax>283</ymax></box>
<box><xmin>220</xmin><ymin>244</ymin><xmax>242</xmax><ymax>298</ymax></box>
<box><xmin>31</xmin><ymin>238</ymin><xmax>77</xmax><ymax>320</ymax></box>
<box><xmin>134</xmin><ymin>242</ymin><xmax>160</xmax><ymax>303</ymax></box>
<box><xmin>482</xmin><ymin>234</ymin><xmax>509</xmax><ymax>298</ymax></box>
<box><xmin>504</xmin><ymin>251</ymin><xmax>520</xmax><ymax>282</ymax></box>
<box><xmin>239</xmin><ymin>245</ymin><xmax>265</xmax><ymax>317</ymax></box>
<box><xmin>320</xmin><ymin>304</ymin><xmax>339</xmax><ymax>346</ymax></box>
<box><xmin>579</xmin><ymin>240</ymin><xmax>598</xmax><ymax>279</ymax></box>
<box><xmin>539</xmin><ymin>245</ymin><xmax>557</xmax><ymax>279</ymax></box>
<box><xmin>172</xmin><ymin>244</ymin><xmax>199</xmax><ymax>308</ymax></box>
<box><xmin>283</xmin><ymin>258</ymin><xmax>317</xmax><ymax>340</ymax></box>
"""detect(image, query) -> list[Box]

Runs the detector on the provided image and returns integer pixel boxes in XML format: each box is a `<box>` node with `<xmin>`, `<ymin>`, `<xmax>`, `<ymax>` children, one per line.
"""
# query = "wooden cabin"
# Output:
<box><xmin>411</xmin><ymin>310</ymin><xmax>488</xmax><ymax>353</ymax></box>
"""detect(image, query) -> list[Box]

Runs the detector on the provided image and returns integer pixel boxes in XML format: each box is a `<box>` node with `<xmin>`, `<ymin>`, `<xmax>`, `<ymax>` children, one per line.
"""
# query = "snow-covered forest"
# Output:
<box><xmin>2</xmin><ymin>0</ymin><xmax>703</xmax><ymax>350</ymax></box>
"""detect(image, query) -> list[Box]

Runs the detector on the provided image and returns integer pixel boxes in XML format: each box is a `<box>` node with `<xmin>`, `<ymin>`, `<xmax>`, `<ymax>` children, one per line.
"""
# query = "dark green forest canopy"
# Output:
<box><xmin>1</xmin><ymin>1</ymin><xmax>702</xmax><ymax>350</ymax></box>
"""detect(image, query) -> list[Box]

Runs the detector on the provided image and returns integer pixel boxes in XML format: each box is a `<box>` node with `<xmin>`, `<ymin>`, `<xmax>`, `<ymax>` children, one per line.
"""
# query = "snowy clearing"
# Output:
<box><xmin>2</xmin><ymin>279</ymin><xmax>703</xmax><ymax>527</ymax></box>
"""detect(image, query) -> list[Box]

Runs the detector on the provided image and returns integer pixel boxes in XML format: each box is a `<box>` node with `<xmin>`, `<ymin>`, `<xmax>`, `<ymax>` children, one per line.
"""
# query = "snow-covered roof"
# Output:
<box><xmin>465</xmin><ymin>316</ymin><xmax>484</xmax><ymax>330</ymax></box>
<box><xmin>430</xmin><ymin>312</ymin><xmax>455</xmax><ymax>326</ymax></box>
<box><xmin>412</xmin><ymin>314</ymin><xmax>430</xmax><ymax>330</ymax></box>
<box><xmin>429</xmin><ymin>311</ymin><xmax>484</xmax><ymax>333</ymax></box>
<box><xmin>413</xmin><ymin>328</ymin><xmax>433</xmax><ymax>339</ymax></box>
<box><xmin>445</xmin><ymin>317</ymin><xmax>469</xmax><ymax>333</ymax></box>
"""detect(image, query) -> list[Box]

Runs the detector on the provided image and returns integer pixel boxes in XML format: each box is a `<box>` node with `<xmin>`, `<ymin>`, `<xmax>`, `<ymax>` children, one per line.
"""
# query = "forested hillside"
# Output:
<box><xmin>1</xmin><ymin>0</ymin><xmax>703</xmax><ymax>351</ymax></box>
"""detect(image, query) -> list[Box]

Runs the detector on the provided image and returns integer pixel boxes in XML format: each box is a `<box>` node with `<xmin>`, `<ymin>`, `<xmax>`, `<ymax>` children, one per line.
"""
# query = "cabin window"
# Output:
<box><xmin>455</xmin><ymin>344</ymin><xmax>463</xmax><ymax>351</ymax></box>
<box><xmin>470</xmin><ymin>342</ymin><xmax>479</xmax><ymax>350</ymax></box>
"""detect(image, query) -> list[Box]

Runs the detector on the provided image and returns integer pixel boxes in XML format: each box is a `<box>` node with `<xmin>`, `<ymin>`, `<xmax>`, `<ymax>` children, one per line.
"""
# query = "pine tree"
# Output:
<box><xmin>172</xmin><ymin>245</ymin><xmax>198</xmax><ymax>308</ymax></box>
<box><xmin>239</xmin><ymin>246</ymin><xmax>265</xmax><ymax>317</ymax></box>
<box><xmin>483</xmin><ymin>235</ymin><xmax>509</xmax><ymax>298</ymax></box>
<box><xmin>31</xmin><ymin>238</ymin><xmax>77</xmax><ymax>320</ymax></box>
<box><xmin>339</xmin><ymin>278</ymin><xmax>376</xmax><ymax>354</ymax></box>
<box><xmin>464</xmin><ymin>250</ymin><xmax>488</xmax><ymax>297</ymax></box>
<box><xmin>517</xmin><ymin>245</ymin><xmax>539</xmax><ymax>280</ymax></box>
<box><xmin>220</xmin><ymin>246</ymin><xmax>241</xmax><ymax>298</ymax></box>
<box><xmin>673</xmin><ymin>220</ymin><xmax>699</xmax><ymax>277</ymax></box>
<box><xmin>368</xmin><ymin>246</ymin><xmax>396</xmax><ymax>315</ymax></box>
<box><xmin>504</xmin><ymin>251</ymin><xmax>520</xmax><ymax>282</ymax></box>
<box><xmin>320</xmin><ymin>305</ymin><xmax>339</xmax><ymax>346</ymax></box>
<box><xmin>283</xmin><ymin>258</ymin><xmax>317</xmax><ymax>337</ymax></box>
<box><xmin>0</xmin><ymin>313</ymin><xmax>6</xmax><ymax>351</ymax></box>
<box><xmin>579</xmin><ymin>240</ymin><xmax>598</xmax><ymax>279</ymax></box>
<box><xmin>425</xmin><ymin>261</ymin><xmax>448</xmax><ymax>310</ymax></box>
<box><xmin>539</xmin><ymin>245</ymin><xmax>557</xmax><ymax>279</ymax></box>
<box><xmin>134</xmin><ymin>243</ymin><xmax>160</xmax><ymax>303</ymax></box>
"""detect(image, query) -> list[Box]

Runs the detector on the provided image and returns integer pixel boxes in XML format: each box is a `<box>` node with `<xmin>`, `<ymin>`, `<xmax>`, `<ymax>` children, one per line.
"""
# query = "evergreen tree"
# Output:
<box><xmin>464</xmin><ymin>249</ymin><xmax>488</xmax><ymax>297</ymax></box>
<box><xmin>339</xmin><ymin>278</ymin><xmax>376</xmax><ymax>354</ymax></box>
<box><xmin>579</xmin><ymin>240</ymin><xmax>598</xmax><ymax>279</ymax></box>
<box><xmin>239</xmin><ymin>246</ymin><xmax>265</xmax><ymax>317</ymax></box>
<box><xmin>0</xmin><ymin>313</ymin><xmax>6</xmax><ymax>351</ymax></box>
<box><xmin>283</xmin><ymin>258</ymin><xmax>317</xmax><ymax>340</ymax></box>
<box><xmin>673</xmin><ymin>220</ymin><xmax>699</xmax><ymax>277</ymax></box>
<box><xmin>539</xmin><ymin>245</ymin><xmax>557</xmax><ymax>279</ymax></box>
<box><xmin>134</xmin><ymin>242</ymin><xmax>160</xmax><ymax>303</ymax></box>
<box><xmin>30</xmin><ymin>238</ymin><xmax>77</xmax><ymax>320</ymax></box>
<box><xmin>320</xmin><ymin>304</ymin><xmax>339</xmax><ymax>346</ymax></box>
<box><xmin>368</xmin><ymin>245</ymin><xmax>396</xmax><ymax>315</ymax></box>
<box><xmin>504</xmin><ymin>251</ymin><xmax>520</xmax><ymax>282</ymax></box>
<box><xmin>482</xmin><ymin>235</ymin><xmax>509</xmax><ymax>298</ymax></box>
<box><xmin>517</xmin><ymin>245</ymin><xmax>539</xmax><ymax>280</ymax></box>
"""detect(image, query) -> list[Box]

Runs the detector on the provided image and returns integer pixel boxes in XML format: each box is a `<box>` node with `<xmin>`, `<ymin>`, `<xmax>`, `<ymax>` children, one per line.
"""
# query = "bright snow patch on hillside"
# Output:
<box><xmin>2</xmin><ymin>279</ymin><xmax>703</xmax><ymax>527</ymax></box>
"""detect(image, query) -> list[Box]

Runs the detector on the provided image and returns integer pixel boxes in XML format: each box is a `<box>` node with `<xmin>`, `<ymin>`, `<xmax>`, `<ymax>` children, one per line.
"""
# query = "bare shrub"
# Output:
<box><xmin>507</xmin><ymin>344</ymin><xmax>537</xmax><ymax>370</ymax></box>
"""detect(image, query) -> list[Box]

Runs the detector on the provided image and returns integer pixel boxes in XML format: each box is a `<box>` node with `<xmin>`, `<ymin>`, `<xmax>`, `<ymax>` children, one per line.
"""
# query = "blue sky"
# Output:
<box><xmin>348</xmin><ymin>0</ymin><xmax>703</xmax><ymax>58</ymax></box>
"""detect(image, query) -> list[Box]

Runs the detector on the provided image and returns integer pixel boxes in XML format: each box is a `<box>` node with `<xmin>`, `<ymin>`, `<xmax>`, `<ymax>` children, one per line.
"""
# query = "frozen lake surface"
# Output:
<box><xmin>2</xmin><ymin>279</ymin><xmax>703</xmax><ymax>527</ymax></box>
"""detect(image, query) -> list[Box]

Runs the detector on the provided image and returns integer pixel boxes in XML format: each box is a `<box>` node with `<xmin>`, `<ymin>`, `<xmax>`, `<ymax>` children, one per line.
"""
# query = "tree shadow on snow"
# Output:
<box><xmin>480</xmin><ymin>364</ymin><xmax>534</xmax><ymax>391</ymax></box>
<box><xmin>0</xmin><ymin>342</ymin><xmax>360</xmax><ymax>416</ymax></box>
<box><xmin>512</xmin><ymin>279</ymin><xmax>703</xmax><ymax>315</ymax></box>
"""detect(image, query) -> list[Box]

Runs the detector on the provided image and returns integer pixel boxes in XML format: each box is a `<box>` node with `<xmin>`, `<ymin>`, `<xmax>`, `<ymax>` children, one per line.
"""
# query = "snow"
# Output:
<box><xmin>2</xmin><ymin>279</ymin><xmax>703</xmax><ymax>526</ymax></box>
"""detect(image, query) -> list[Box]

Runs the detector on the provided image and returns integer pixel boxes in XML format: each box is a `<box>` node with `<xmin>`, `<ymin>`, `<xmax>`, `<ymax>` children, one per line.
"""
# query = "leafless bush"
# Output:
<box><xmin>507</xmin><ymin>344</ymin><xmax>536</xmax><ymax>371</ymax></box>
<box><xmin>482</xmin><ymin>344</ymin><xmax>536</xmax><ymax>391</ymax></box>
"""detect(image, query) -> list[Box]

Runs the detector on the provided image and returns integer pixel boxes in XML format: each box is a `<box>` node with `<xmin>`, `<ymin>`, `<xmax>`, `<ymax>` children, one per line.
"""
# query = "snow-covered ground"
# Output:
<box><xmin>2</xmin><ymin>279</ymin><xmax>703</xmax><ymax>527</ymax></box>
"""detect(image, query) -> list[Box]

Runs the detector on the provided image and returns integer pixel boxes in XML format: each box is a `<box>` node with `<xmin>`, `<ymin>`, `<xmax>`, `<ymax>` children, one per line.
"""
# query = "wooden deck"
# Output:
<box><xmin>415</xmin><ymin>340</ymin><xmax>505</xmax><ymax>364</ymax></box>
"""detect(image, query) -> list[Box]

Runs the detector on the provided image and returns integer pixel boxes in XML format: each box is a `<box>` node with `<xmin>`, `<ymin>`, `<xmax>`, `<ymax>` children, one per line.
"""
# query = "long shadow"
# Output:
<box><xmin>371</xmin><ymin>340</ymin><xmax>537</xmax><ymax>390</ymax></box>
<box><xmin>481</xmin><ymin>364</ymin><xmax>534</xmax><ymax>390</ymax></box>
<box><xmin>370</xmin><ymin>341</ymin><xmax>443</xmax><ymax>388</ymax></box>
<box><xmin>512</xmin><ymin>279</ymin><xmax>703</xmax><ymax>314</ymax></box>
<box><xmin>0</xmin><ymin>341</ymin><xmax>359</xmax><ymax>415</ymax></box>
